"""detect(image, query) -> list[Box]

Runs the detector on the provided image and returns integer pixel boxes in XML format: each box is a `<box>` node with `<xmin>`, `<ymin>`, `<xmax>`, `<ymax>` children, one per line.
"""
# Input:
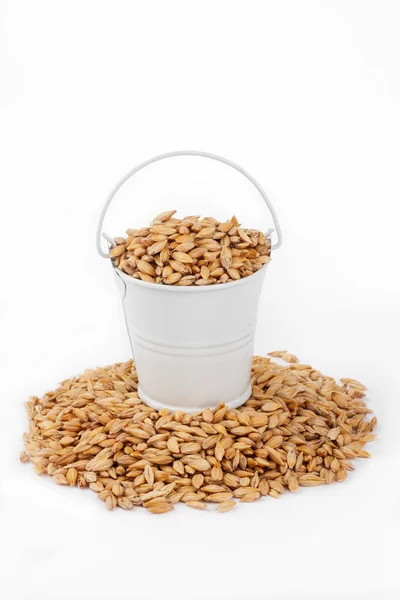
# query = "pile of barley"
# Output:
<box><xmin>109</xmin><ymin>211</ymin><xmax>271</xmax><ymax>285</ymax></box>
<box><xmin>21</xmin><ymin>351</ymin><xmax>376</xmax><ymax>513</ymax></box>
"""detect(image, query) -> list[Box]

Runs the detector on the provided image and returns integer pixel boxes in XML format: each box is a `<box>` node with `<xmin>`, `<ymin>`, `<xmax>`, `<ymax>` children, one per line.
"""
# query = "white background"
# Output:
<box><xmin>1</xmin><ymin>1</ymin><xmax>400</xmax><ymax>599</ymax></box>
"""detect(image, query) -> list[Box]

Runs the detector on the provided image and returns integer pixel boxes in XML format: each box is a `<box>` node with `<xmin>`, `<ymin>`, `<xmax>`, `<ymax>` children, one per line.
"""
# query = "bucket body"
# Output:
<box><xmin>114</xmin><ymin>265</ymin><xmax>268</xmax><ymax>413</ymax></box>
<box><xmin>98</xmin><ymin>151</ymin><xmax>282</xmax><ymax>413</ymax></box>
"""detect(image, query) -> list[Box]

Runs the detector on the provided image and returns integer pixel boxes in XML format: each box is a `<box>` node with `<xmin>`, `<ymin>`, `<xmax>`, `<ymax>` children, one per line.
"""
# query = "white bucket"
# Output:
<box><xmin>97</xmin><ymin>151</ymin><xmax>283</xmax><ymax>413</ymax></box>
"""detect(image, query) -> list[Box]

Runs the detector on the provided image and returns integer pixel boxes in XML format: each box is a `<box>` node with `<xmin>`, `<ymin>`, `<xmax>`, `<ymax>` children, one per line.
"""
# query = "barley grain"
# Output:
<box><xmin>147</xmin><ymin>503</ymin><xmax>174</xmax><ymax>514</ymax></box>
<box><xmin>216</xmin><ymin>500</ymin><xmax>236</xmax><ymax>513</ymax></box>
<box><xmin>186</xmin><ymin>501</ymin><xmax>207</xmax><ymax>510</ymax></box>
<box><xmin>20</xmin><ymin>451</ymin><xmax>29</xmax><ymax>463</ymax></box>
<box><xmin>66</xmin><ymin>468</ymin><xmax>78</xmax><ymax>486</ymax></box>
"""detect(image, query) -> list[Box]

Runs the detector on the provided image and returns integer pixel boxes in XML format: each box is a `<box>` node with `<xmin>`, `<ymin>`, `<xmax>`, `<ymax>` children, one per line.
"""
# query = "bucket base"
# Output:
<box><xmin>137</xmin><ymin>383</ymin><xmax>253</xmax><ymax>414</ymax></box>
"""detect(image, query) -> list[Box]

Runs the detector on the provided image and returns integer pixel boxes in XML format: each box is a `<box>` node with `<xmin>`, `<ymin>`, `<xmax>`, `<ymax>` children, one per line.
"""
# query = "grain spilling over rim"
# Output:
<box><xmin>21</xmin><ymin>352</ymin><xmax>376</xmax><ymax>513</ymax></box>
<box><xmin>109</xmin><ymin>211</ymin><xmax>271</xmax><ymax>285</ymax></box>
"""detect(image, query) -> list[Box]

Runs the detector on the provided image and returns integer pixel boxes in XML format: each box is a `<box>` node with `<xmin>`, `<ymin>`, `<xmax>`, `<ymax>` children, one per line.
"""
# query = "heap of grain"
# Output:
<box><xmin>109</xmin><ymin>211</ymin><xmax>271</xmax><ymax>286</ymax></box>
<box><xmin>21</xmin><ymin>352</ymin><xmax>376</xmax><ymax>513</ymax></box>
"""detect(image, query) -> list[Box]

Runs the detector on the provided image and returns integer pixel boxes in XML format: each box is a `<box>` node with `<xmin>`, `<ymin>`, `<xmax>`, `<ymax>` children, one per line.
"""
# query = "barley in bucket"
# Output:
<box><xmin>97</xmin><ymin>151</ymin><xmax>283</xmax><ymax>413</ymax></box>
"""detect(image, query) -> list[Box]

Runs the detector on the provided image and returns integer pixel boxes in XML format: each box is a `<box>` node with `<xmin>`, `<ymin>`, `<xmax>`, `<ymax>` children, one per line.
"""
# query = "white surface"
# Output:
<box><xmin>115</xmin><ymin>263</ymin><xmax>266</xmax><ymax>413</ymax></box>
<box><xmin>1</xmin><ymin>1</ymin><xmax>400</xmax><ymax>599</ymax></box>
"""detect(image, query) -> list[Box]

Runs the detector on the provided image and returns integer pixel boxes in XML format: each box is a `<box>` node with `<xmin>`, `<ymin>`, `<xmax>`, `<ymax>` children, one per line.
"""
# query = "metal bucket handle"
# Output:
<box><xmin>96</xmin><ymin>150</ymin><xmax>283</xmax><ymax>258</ymax></box>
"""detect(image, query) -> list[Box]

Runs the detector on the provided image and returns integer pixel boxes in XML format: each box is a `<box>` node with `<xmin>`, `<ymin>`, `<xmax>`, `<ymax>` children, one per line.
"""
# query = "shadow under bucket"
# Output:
<box><xmin>97</xmin><ymin>151</ymin><xmax>283</xmax><ymax>413</ymax></box>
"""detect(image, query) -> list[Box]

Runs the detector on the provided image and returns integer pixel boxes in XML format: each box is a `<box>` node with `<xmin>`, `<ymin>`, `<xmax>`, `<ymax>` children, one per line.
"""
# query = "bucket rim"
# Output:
<box><xmin>112</xmin><ymin>261</ymin><xmax>269</xmax><ymax>292</ymax></box>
